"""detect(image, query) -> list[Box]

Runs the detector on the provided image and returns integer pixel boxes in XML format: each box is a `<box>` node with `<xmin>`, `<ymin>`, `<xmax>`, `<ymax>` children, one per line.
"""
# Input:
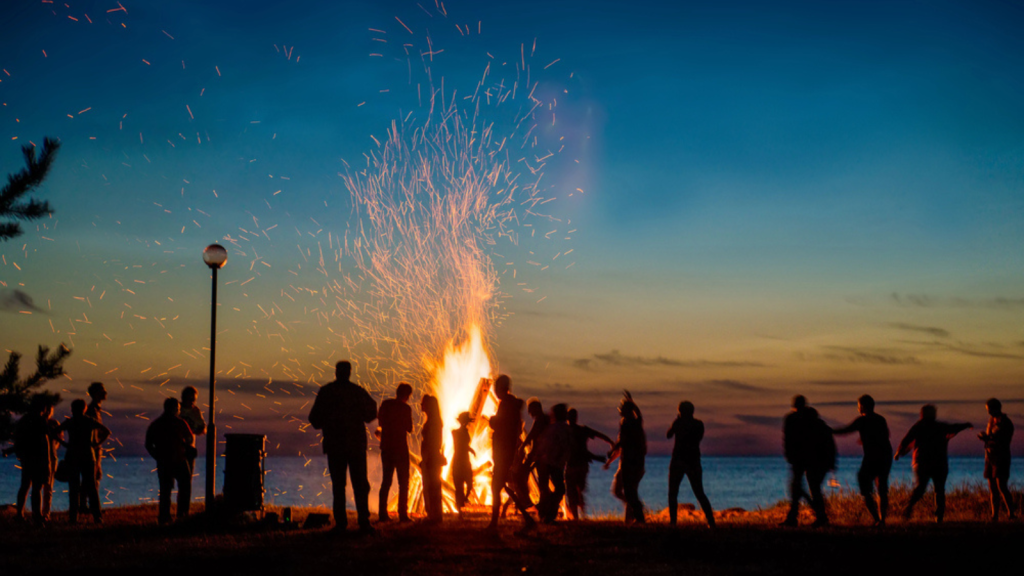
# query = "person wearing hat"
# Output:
<box><xmin>451</xmin><ymin>411</ymin><xmax>476</xmax><ymax>514</ymax></box>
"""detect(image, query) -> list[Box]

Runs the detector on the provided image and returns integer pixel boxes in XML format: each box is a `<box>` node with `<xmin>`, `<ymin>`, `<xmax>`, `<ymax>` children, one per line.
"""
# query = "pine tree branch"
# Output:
<box><xmin>0</xmin><ymin>344</ymin><xmax>71</xmax><ymax>443</ymax></box>
<box><xmin>0</xmin><ymin>223</ymin><xmax>21</xmax><ymax>242</ymax></box>
<box><xmin>0</xmin><ymin>137</ymin><xmax>60</xmax><ymax>240</ymax></box>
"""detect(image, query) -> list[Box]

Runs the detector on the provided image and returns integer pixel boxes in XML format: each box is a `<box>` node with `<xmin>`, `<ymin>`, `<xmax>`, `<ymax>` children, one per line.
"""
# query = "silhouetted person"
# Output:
<box><xmin>146</xmin><ymin>398</ymin><xmax>195</xmax><ymax>524</ymax></box>
<box><xmin>566</xmin><ymin>408</ymin><xmax>613</xmax><ymax>520</ymax></box>
<box><xmin>606</xmin><ymin>391</ymin><xmax>646</xmax><ymax>524</ymax></box>
<box><xmin>452</xmin><ymin>412</ymin><xmax>476</xmax><ymax>514</ymax></box>
<box><xmin>781</xmin><ymin>395</ymin><xmax>809</xmax><ymax>526</ymax></box>
<box><xmin>59</xmin><ymin>398</ymin><xmax>110</xmax><ymax>524</ymax></box>
<box><xmin>79</xmin><ymin>381</ymin><xmax>107</xmax><ymax>514</ymax></box>
<box><xmin>896</xmin><ymin>404</ymin><xmax>972</xmax><ymax>523</ymax></box>
<box><xmin>536</xmin><ymin>403</ymin><xmax>571</xmax><ymax>523</ymax></box>
<box><xmin>978</xmin><ymin>398</ymin><xmax>1014</xmax><ymax>520</ymax></box>
<box><xmin>806</xmin><ymin>408</ymin><xmax>836</xmax><ymax>526</ymax></box>
<box><xmin>420</xmin><ymin>394</ymin><xmax>445</xmax><ymax>524</ymax></box>
<box><xmin>376</xmin><ymin>382</ymin><xmax>413</xmax><ymax>523</ymax></box>
<box><xmin>179</xmin><ymin>385</ymin><xmax>205</xmax><ymax>465</ymax></box>
<box><xmin>12</xmin><ymin>396</ymin><xmax>61</xmax><ymax>525</ymax></box>
<box><xmin>487</xmin><ymin>375</ymin><xmax>535</xmax><ymax>531</ymax></box>
<box><xmin>42</xmin><ymin>400</ymin><xmax>60</xmax><ymax>521</ymax></box>
<box><xmin>667</xmin><ymin>401</ymin><xmax>715</xmax><ymax>528</ymax></box>
<box><xmin>781</xmin><ymin>395</ymin><xmax>831</xmax><ymax>527</ymax></box>
<box><xmin>518</xmin><ymin>399</ymin><xmax>550</xmax><ymax>511</ymax></box>
<box><xmin>832</xmin><ymin>394</ymin><xmax>892</xmax><ymax>525</ymax></box>
<box><xmin>308</xmin><ymin>361</ymin><xmax>377</xmax><ymax>533</ymax></box>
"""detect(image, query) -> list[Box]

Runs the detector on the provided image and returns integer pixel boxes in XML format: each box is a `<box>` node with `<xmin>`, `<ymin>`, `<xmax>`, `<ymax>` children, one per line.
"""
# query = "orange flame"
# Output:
<box><xmin>427</xmin><ymin>324</ymin><xmax>499</xmax><ymax>511</ymax></box>
<box><xmin>398</xmin><ymin>325</ymin><xmax>499</xmax><ymax>514</ymax></box>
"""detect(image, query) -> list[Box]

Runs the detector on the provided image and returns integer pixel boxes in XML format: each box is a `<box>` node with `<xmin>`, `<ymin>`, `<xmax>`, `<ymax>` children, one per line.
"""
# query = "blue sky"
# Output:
<box><xmin>1</xmin><ymin>0</ymin><xmax>1022</xmax><ymax>456</ymax></box>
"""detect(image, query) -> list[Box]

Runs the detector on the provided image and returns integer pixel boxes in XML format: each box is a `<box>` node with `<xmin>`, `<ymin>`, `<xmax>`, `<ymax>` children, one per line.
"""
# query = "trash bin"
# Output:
<box><xmin>223</xmin><ymin>433</ymin><xmax>266</xmax><ymax>513</ymax></box>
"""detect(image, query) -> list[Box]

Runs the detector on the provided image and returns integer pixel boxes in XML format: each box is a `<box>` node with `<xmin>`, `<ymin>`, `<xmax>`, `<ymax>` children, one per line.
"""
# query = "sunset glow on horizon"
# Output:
<box><xmin>2</xmin><ymin>0</ymin><xmax>1022</xmax><ymax>461</ymax></box>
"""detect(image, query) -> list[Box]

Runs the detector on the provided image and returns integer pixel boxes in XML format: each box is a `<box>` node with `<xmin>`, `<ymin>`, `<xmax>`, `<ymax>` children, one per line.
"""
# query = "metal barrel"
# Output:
<box><xmin>223</xmin><ymin>433</ymin><xmax>266</xmax><ymax>513</ymax></box>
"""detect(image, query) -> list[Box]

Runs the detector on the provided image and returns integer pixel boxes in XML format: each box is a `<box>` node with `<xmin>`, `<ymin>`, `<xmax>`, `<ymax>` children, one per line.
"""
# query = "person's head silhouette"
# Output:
<box><xmin>71</xmin><ymin>398</ymin><xmax>86</xmax><ymax>416</ymax></box>
<box><xmin>336</xmin><ymin>361</ymin><xmax>352</xmax><ymax>382</ymax></box>
<box><xmin>88</xmin><ymin>382</ymin><xmax>107</xmax><ymax>402</ymax></box>
<box><xmin>619</xmin><ymin>392</ymin><xmax>640</xmax><ymax>422</ymax></box>
<box><xmin>986</xmin><ymin>398</ymin><xmax>1002</xmax><ymax>416</ymax></box>
<box><xmin>527</xmin><ymin>399</ymin><xmax>544</xmax><ymax>419</ymax></box>
<box><xmin>421</xmin><ymin>394</ymin><xmax>440</xmax><ymax>421</ymax></box>
<box><xmin>792</xmin><ymin>395</ymin><xmax>806</xmax><ymax>410</ymax></box>
<box><xmin>921</xmin><ymin>404</ymin><xmax>937</xmax><ymax>421</ymax></box>
<box><xmin>857</xmin><ymin>394</ymin><xmax>875</xmax><ymax>415</ymax></box>
<box><xmin>182</xmin><ymin>386</ymin><xmax>198</xmax><ymax>406</ymax></box>
<box><xmin>551</xmin><ymin>403</ymin><xmax>568</xmax><ymax>423</ymax></box>
<box><xmin>163</xmin><ymin>397</ymin><xmax>180</xmax><ymax>416</ymax></box>
<box><xmin>397</xmin><ymin>382</ymin><xmax>413</xmax><ymax>402</ymax></box>
<box><xmin>678</xmin><ymin>401</ymin><xmax>695</xmax><ymax>419</ymax></box>
<box><xmin>494</xmin><ymin>374</ymin><xmax>511</xmax><ymax>399</ymax></box>
<box><xmin>567</xmin><ymin>408</ymin><xmax>578</xmax><ymax>425</ymax></box>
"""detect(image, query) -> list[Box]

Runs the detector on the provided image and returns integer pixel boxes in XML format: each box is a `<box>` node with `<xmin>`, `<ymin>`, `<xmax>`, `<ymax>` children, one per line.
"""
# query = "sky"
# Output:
<box><xmin>1</xmin><ymin>0</ymin><xmax>1023</xmax><ymax>458</ymax></box>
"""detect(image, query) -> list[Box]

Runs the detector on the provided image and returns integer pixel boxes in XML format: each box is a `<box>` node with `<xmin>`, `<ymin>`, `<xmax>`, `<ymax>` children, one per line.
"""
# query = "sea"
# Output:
<box><xmin>0</xmin><ymin>456</ymin><xmax>1001</xmax><ymax>515</ymax></box>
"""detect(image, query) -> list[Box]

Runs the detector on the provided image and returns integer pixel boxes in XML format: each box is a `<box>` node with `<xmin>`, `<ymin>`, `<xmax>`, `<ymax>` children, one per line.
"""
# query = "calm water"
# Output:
<box><xmin>1</xmin><ymin>456</ymin><xmax>1001</xmax><ymax>514</ymax></box>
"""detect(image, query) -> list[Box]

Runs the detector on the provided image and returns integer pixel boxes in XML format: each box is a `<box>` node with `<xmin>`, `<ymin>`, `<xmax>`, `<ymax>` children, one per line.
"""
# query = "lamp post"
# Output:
<box><xmin>203</xmin><ymin>243</ymin><xmax>227</xmax><ymax>513</ymax></box>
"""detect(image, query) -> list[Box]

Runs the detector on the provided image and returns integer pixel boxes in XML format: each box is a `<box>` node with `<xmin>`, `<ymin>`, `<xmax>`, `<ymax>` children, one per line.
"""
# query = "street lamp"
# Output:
<box><xmin>203</xmin><ymin>243</ymin><xmax>227</xmax><ymax>513</ymax></box>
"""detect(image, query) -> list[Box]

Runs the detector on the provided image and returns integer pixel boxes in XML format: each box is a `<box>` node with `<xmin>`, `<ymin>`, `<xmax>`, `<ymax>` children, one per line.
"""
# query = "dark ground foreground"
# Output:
<box><xmin>1</xmin><ymin>501</ymin><xmax>1022</xmax><ymax>576</ymax></box>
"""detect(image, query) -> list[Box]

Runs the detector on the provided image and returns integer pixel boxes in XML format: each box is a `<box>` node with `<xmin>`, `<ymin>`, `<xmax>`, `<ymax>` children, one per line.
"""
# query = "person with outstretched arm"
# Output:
<box><xmin>565</xmin><ymin>408</ymin><xmax>613</xmax><ymax>520</ymax></box>
<box><xmin>895</xmin><ymin>404</ymin><xmax>971</xmax><ymax>523</ymax></box>
<box><xmin>832</xmin><ymin>395</ymin><xmax>892</xmax><ymax>525</ymax></box>
<box><xmin>605</xmin><ymin>391</ymin><xmax>647</xmax><ymax>524</ymax></box>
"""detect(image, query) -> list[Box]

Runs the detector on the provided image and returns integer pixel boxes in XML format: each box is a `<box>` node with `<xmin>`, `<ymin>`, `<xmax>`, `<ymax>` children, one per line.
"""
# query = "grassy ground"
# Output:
<box><xmin>1</xmin><ymin>484</ymin><xmax>1020</xmax><ymax>576</ymax></box>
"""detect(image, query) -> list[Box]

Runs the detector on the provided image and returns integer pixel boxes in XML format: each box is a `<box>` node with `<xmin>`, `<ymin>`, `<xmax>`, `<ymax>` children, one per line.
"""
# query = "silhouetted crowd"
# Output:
<box><xmin>5</xmin><ymin>382</ymin><xmax>206</xmax><ymax>526</ymax></box>
<box><xmin>306</xmin><ymin>361</ymin><xmax>1016</xmax><ymax>535</ymax></box>
<box><xmin>5</xmin><ymin>361</ymin><xmax>1015</xmax><ymax>531</ymax></box>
